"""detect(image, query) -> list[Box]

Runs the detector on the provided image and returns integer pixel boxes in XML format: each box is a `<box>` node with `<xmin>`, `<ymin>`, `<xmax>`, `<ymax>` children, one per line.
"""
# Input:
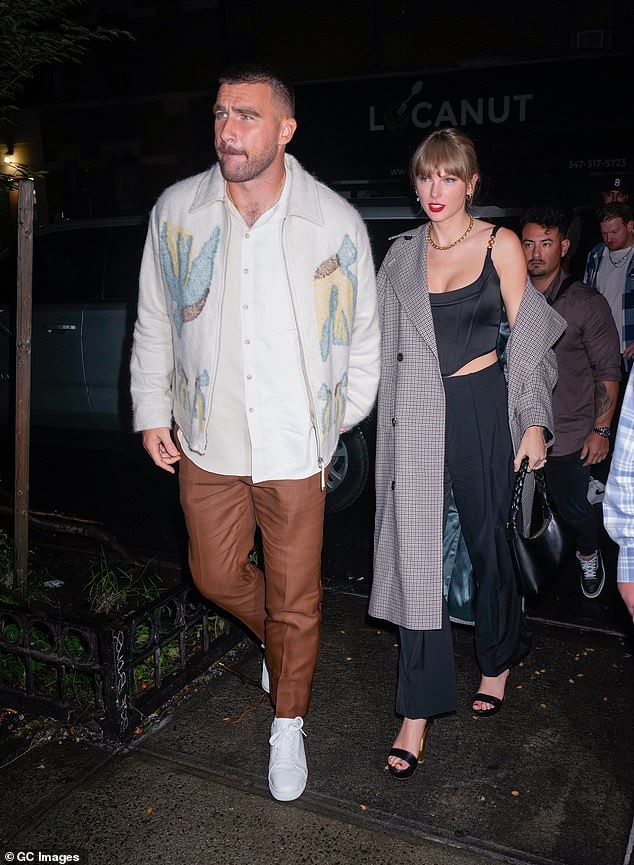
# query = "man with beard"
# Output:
<box><xmin>521</xmin><ymin>206</ymin><xmax>621</xmax><ymax>599</ymax></box>
<box><xmin>566</xmin><ymin>177</ymin><xmax>630</xmax><ymax>279</ymax></box>
<box><xmin>130</xmin><ymin>62</ymin><xmax>380</xmax><ymax>800</ymax></box>
<box><xmin>584</xmin><ymin>202</ymin><xmax>634</xmax><ymax>382</ymax></box>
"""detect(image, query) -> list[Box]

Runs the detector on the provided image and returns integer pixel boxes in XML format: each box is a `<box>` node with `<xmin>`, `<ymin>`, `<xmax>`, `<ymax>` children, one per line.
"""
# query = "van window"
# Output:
<box><xmin>33</xmin><ymin>229</ymin><xmax>106</xmax><ymax>303</ymax></box>
<box><xmin>103</xmin><ymin>223</ymin><xmax>148</xmax><ymax>301</ymax></box>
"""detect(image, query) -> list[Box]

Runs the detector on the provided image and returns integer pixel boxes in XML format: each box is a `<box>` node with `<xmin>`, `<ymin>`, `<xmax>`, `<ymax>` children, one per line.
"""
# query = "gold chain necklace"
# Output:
<box><xmin>428</xmin><ymin>214</ymin><xmax>474</xmax><ymax>251</ymax></box>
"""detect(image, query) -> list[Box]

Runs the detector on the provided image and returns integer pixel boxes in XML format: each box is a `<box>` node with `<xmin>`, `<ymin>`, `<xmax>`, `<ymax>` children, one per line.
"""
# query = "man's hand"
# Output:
<box><xmin>623</xmin><ymin>341</ymin><xmax>634</xmax><ymax>359</ymax></box>
<box><xmin>514</xmin><ymin>426</ymin><xmax>546</xmax><ymax>472</ymax></box>
<box><xmin>142</xmin><ymin>427</ymin><xmax>181</xmax><ymax>474</ymax></box>
<box><xmin>618</xmin><ymin>583</ymin><xmax>634</xmax><ymax>619</ymax></box>
<box><xmin>580</xmin><ymin>431</ymin><xmax>610</xmax><ymax>466</ymax></box>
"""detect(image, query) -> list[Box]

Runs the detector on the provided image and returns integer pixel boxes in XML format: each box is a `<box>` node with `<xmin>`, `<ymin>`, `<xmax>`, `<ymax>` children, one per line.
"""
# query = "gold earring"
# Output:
<box><xmin>465</xmin><ymin>193</ymin><xmax>472</xmax><ymax>206</ymax></box>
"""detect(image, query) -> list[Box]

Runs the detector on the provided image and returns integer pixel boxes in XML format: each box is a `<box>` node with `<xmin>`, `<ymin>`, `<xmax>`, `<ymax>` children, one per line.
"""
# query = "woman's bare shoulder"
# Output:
<box><xmin>491</xmin><ymin>223</ymin><xmax>521</xmax><ymax>244</ymax></box>
<box><xmin>485</xmin><ymin>223</ymin><xmax>523</xmax><ymax>258</ymax></box>
<box><xmin>472</xmin><ymin>219</ymin><xmax>517</xmax><ymax>239</ymax></box>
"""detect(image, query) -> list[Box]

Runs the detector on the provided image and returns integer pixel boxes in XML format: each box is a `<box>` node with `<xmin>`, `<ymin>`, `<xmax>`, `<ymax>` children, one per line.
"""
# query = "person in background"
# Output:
<box><xmin>130</xmin><ymin>62</ymin><xmax>380</xmax><ymax>801</ymax></box>
<box><xmin>521</xmin><ymin>206</ymin><xmax>621</xmax><ymax>599</ymax></box>
<box><xmin>584</xmin><ymin>202</ymin><xmax>634</xmax><ymax>383</ymax></box>
<box><xmin>603</xmin><ymin>372</ymin><xmax>634</xmax><ymax>620</ymax></box>
<box><xmin>601</xmin><ymin>177</ymin><xmax>630</xmax><ymax>206</ymax></box>
<box><xmin>567</xmin><ymin>177</ymin><xmax>631</xmax><ymax>279</ymax></box>
<box><xmin>369</xmin><ymin>127</ymin><xmax>565</xmax><ymax>779</ymax></box>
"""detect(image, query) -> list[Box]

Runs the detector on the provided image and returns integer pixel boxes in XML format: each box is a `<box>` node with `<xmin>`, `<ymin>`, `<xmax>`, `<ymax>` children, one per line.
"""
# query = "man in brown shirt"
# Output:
<box><xmin>521</xmin><ymin>206</ymin><xmax>621</xmax><ymax>599</ymax></box>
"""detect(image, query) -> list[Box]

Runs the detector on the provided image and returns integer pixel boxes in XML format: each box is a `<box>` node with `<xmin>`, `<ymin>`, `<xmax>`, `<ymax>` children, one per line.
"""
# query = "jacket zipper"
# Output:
<box><xmin>203</xmin><ymin>214</ymin><xmax>230</xmax><ymax>445</ymax></box>
<box><xmin>280</xmin><ymin>215</ymin><xmax>326</xmax><ymax>490</ymax></box>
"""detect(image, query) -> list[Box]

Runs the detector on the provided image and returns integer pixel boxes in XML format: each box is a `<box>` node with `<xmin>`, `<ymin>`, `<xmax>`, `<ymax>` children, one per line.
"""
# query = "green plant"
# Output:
<box><xmin>0</xmin><ymin>618</ymin><xmax>94</xmax><ymax>705</ymax></box>
<box><xmin>86</xmin><ymin>552</ymin><xmax>160</xmax><ymax>616</ymax></box>
<box><xmin>131</xmin><ymin>621</ymin><xmax>232</xmax><ymax>694</ymax></box>
<box><xmin>65</xmin><ymin>669</ymin><xmax>94</xmax><ymax>706</ymax></box>
<box><xmin>1</xmin><ymin>649</ymin><xmax>25</xmax><ymax>688</ymax></box>
<box><xmin>64</xmin><ymin>630</ymin><xmax>90</xmax><ymax>659</ymax></box>
<box><xmin>133</xmin><ymin>620</ymin><xmax>151</xmax><ymax>651</ymax></box>
<box><xmin>0</xmin><ymin>617</ymin><xmax>19</xmax><ymax>643</ymax></box>
<box><xmin>160</xmin><ymin>638</ymin><xmax>182</xmax><ymax>679</ymax></box>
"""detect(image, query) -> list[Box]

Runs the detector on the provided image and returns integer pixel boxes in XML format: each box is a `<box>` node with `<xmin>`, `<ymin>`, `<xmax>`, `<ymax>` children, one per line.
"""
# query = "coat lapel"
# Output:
<box><xmin>385</xmin><ymin>224</ymin><xmax>439</xmax><ymax>357</ymax></box>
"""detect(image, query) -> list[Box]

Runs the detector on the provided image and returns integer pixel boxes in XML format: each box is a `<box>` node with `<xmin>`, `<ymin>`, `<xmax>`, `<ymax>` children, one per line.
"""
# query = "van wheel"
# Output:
<box><xmin>325</xmin><ymin>427</ymin><xmax>369</xmax><ymax>513</ymax></box>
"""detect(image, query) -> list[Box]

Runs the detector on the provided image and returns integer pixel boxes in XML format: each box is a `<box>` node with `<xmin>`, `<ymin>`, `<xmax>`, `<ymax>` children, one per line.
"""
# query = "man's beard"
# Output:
<box><xmin>216</xmin><ymin>141</ymin><xmax>279</xmax><ymax>182</ymax></box>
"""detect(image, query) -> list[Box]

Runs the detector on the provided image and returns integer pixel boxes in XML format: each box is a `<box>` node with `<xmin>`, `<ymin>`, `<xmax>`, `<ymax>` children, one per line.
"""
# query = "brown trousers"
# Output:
<box><xmin>178</xmin><ymin>453</ymin><xmax>327</xmax><ymax>718</ymax></box>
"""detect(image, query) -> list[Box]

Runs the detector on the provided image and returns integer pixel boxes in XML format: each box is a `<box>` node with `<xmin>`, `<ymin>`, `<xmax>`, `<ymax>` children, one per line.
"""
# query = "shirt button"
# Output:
<box><xmin>391</xmin><ymin>417</ymin><xmax>397</xmax><ymax>426</ymax></box>
<box><xmin>245</xmin><ymin>233</ymin><xmax>250</xmax><ymax>238</ymax></box>
<box><xmin>243</xmin><ymin>268</ymin><xmax>249</xmax><ymax>274</ymax></box>
<box><xmin>397</xmin><ymin>352</ymin><xmax>404</xmax><ymax>361</ymax></box>
<box><xmin>242</xmin><ymin>304</ymin><xmax>248</xmax><ymax>310</ymax></box>
<box><xmin>391</xmin><ymin>480</ymin><xmax>396</xmax><ymax>490</ymax></box>
<box><xmin>249</xmin><ymin>407</ymin><xmax>254</xmax><ymax>413</ymax></box>
<box><xmin>246</xmin><ymin>374</ymin><xmax>252</xmax><ymax>380</ymax></box>
<box><xmin>244</xmin><ymin>339</ymin><xmax>250</xmax><ymax>345</ymax></box>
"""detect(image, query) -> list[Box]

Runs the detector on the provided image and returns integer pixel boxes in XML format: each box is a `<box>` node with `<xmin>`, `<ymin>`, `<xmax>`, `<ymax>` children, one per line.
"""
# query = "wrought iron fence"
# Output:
<box><xmin>0</xmin><ymin>582</ymin><xmax>241</xmax><ymax>740</ymax></box>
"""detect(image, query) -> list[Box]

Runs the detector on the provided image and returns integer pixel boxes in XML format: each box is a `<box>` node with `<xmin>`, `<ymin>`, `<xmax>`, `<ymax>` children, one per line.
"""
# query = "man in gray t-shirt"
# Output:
<box><xmin>584</xmin><ymin>202</ymin><xmax>634</xmax><ymax>373</ymax></box>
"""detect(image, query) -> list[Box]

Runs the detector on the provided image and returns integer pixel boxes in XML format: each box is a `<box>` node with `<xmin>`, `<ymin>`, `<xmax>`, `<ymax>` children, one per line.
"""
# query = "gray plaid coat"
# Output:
<box><xmin>369</xmin><ymin>224</ymin><xmax>566</xmax><ymax>630</ymax></box>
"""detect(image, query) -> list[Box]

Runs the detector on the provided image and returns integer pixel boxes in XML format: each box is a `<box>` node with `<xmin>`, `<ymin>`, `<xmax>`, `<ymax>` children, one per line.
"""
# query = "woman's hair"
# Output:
<box><xmin>409</xmin><ymin>127</ymin><xmax>480</xmax><ymax>195</ymax></box>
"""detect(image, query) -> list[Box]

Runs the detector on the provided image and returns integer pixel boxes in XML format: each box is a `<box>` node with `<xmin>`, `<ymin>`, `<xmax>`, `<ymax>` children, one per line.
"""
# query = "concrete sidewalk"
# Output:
<box><xmin>1</xmin><ymin>588</ymin><xmax>633</xmax><ymax>865</ymax></box>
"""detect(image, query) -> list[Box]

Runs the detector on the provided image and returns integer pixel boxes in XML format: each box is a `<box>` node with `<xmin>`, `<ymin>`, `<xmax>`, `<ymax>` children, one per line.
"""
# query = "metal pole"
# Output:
<box><xmin>13</xmin><ymin>179</ymin><xmax>34</xmax><ymax>602</ymax></box>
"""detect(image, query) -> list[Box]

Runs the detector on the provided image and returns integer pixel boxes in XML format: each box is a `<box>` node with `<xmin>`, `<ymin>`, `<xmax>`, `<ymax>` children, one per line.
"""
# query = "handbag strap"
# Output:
<box><xmin>507</xmin><ymin>456</ymin><xmax>552</xmax><ymax>531</ymax></box>
<box><xmin>533</xmin><ymin>466</ymin><xmax>551</xmax><ymax>512</ymax></box>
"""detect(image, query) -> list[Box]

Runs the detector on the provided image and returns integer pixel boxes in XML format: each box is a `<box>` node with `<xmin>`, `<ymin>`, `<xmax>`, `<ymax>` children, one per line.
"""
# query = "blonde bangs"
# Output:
<box><xmin>409</xmin><ymin>128</ymin><xmax>479</xmax><ymax>187</ymax></box>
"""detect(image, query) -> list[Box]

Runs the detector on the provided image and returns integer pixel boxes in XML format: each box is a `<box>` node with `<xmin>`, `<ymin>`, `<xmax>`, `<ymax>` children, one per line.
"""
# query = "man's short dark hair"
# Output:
<box><xmin>597</xmin><ymin>202</ymin><xmax>633</xmax><ymax>224</ymax></box>
<box><xmin>520</xmin><ymin>205</ymin><xmax>568</xmax><ymax>237</ymax></box>
<box><xmin>218</xmin><ymin>62</ymin><xmax>295</xmax><ymax>116</ymax></box>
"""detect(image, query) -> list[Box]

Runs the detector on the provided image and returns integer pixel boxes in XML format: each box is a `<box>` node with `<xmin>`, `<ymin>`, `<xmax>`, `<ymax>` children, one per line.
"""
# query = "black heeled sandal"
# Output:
<box><xmin>387</xmin><ymin>719</ymin><xmax>433</xmax><ymax>780</ymax></box>
<box><xmin>472</xmin><ymin>668</ymin><xmax>509</xmax><ymax>717</ymax></box>
<box><xmin>471</xmin><ymin>692</ymin><xmax>503</xmax><ymax>717</ymax></box>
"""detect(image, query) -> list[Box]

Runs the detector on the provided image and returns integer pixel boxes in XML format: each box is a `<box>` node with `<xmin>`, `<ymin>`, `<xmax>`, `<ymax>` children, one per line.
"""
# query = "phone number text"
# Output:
<box><xmin>568</xmin><ymin>159</ymin><xmax>627</xmax><ymax>170</ymax></box>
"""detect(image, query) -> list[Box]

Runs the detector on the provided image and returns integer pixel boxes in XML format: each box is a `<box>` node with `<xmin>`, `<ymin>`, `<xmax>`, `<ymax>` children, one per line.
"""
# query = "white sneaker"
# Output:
<box><xmin>261</xmin><ymin>656</ymin><xmax>270</xmax><ymax>694</ymax></box>
<box><xmin>268</xmin><ymin>716</ymin><xmax>307</xmax><ymax>801</ymax></box>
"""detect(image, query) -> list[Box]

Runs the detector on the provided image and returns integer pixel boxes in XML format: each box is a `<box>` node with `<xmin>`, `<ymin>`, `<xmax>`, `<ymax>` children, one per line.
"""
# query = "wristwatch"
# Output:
<box><xmin>592</xmin><ymin>426</ymin><xmax>611</xmax><ymax>438</ymax></box>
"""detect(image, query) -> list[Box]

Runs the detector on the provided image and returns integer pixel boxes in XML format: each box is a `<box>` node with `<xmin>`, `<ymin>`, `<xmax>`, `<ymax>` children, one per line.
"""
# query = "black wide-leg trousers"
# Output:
<box><xmin>544</xmin><ymin>450</ymin><xmax>598</xmax><ymax>555</ymax></box>
<box><xmin>396</xmin><ymin>363</ymin><xmax>531</xmax><ymax>719</ymax></box>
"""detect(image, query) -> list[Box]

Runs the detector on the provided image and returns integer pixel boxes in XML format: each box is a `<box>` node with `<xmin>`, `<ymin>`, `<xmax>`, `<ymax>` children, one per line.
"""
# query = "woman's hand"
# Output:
<box><xmin>514</xmin><ymin>425</ymin><xmax>547</xmax><ymax>472</ymax></box>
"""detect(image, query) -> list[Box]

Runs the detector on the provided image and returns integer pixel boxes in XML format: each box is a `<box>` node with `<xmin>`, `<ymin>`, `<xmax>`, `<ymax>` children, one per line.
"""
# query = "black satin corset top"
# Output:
<box><xmin>428</xmin><ymin>229</ymin><xmax>502</xmax><ymax>377</ymax></box>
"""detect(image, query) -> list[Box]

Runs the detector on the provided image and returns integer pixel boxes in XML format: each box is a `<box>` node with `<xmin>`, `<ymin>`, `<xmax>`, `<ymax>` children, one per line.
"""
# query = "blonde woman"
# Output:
<box><xmin>369</xmin><ymin>128</ymin><xmax>565</xmax><ymax>778</ymax></box>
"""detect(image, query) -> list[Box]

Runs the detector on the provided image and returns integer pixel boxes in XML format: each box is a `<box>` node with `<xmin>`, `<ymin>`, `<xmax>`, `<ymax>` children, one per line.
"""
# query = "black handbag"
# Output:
<box><xmin>506</xmin><ymin>457</ymin><xmax>577</xmax><ymax>595</ymax></box>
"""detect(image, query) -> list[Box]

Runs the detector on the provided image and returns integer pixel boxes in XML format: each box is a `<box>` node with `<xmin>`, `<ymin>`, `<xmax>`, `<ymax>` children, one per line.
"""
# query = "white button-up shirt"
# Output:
<box><xmin>179</xmin><ymin>176</ymin><xmax>317</xmax><ymax>482</ymax></box>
